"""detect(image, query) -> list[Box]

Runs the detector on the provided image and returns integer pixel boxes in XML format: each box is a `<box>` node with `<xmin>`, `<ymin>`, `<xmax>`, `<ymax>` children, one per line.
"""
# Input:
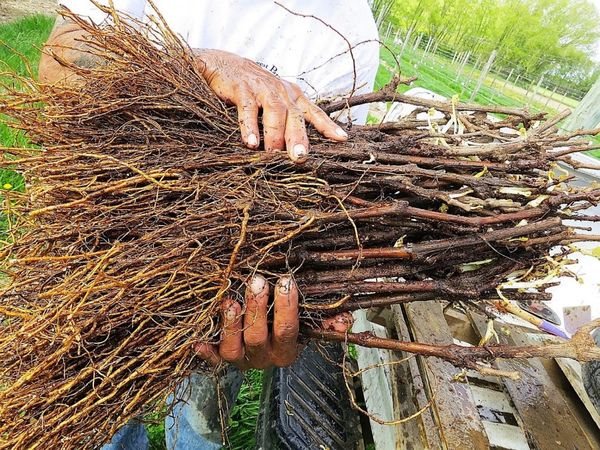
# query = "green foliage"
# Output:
<box><xmin>147</xmin><ymin>422</ymin><xmax>167</xmax><ymax>450</ymax></box>
<box><xmin>225</xmin><ymin>370</ymin><xmax>263</xmax><ymax>450</ymax></box>
<box><xmin>382</xmin><ymin>0</ymin><xmax>600</xmax><ymax>93</ymax></box>
<box><xmin>348</xmin><ymin>343</ymin><xmax>358</xmax><ymax>360</ymax></box>
<box><xmin>145</xmin><ymin>409</ymin><xmax>167</xmax><ymax>450</ymax></box>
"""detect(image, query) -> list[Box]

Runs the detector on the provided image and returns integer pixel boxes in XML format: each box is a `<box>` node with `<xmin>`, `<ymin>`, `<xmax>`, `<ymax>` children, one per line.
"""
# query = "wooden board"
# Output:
<box><xmin>353</xmin><ymin>309</ymin><xmax>401</xmax><ymax>449</ymax></box>
<box><xmin>467</xmin><ymin>376</ymin><xmax>530</xmax><ymax>450</ymax></box>
<box><xmin>391</xmin><ymin>305</ymin><xmax>443</xmax><ymax>450</ymax></box>
<box><xmin>524</xmin><ymin>331</ymin><xmax>600</xmax><ymax>431</ymax></box>
<box><xmin>556</xmin><ymin>358</ymin><xmax>600</xmax><ymax>431</ymax></box>
<box><xmin>403</xmin><ymin>301</ymin><xmax>490</xmax><ymax>450</ymax></box>
<box><xmin>469</xmin><ymin>312</ymin><xmax>597</xmax><ymax>450</ymax></box>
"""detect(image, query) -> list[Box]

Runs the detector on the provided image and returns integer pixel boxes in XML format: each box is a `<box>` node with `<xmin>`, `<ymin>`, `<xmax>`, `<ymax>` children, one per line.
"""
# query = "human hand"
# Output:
<box><xmin>196</xmin><ymin>275</ymin><xmax>352</xmax><ymax>369</ymax></box>
<box><xmin>194</xmin><ymin>49</ymin><xmax>349</xmax><ymax>162</ymax></box>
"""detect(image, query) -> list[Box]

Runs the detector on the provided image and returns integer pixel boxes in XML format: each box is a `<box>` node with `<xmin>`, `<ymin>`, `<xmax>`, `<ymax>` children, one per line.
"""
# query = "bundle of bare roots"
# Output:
<box><xmin>1</xmin><ymin>5</ymin><xmax>600</xmax><ymax>449</ymax></box>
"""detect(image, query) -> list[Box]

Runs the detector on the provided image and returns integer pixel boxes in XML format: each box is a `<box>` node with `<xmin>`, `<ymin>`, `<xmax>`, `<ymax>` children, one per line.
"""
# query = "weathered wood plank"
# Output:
<box><xmin>556</xmin><ymin>358</ymin><xmax>600</xmax><ymax>431</ymax></box>
<box><xmin>391</xmin><ymin>305</ymin><xmax>443</xmax><ymax>450</ymax></box>
<box><xmin>525</xmin><ymin>331</ymin><xmax>600</xmax><ymax>431</ymax></box>
<box><xmin>469</xmin><ymin>312</ymin><xmax>596</xmax><ymax>450</ymax></box>
<box><xmin>353</xmin><ymin>310</ymin><xmax>400</xmax><ymax>449</ymax></box>
<box><xmin>481</xmin><ymin>422</ymin><xmax>530</xmax><ymax>450</ymax></box>
<box><xmin>404</xmin><ymin>301</ymin><xmax>490</xmax><ymax>450</ymax></box>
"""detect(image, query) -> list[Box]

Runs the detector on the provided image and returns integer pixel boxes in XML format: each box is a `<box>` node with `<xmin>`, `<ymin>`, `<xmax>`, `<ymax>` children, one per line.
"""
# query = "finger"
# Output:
<box><xmin>284</xmin><ymin>107</ymin><xmax>309</xmax><ymax>163</ymax></box>
<box><xmin>243</xmin><ymin>275</ymin><xmax>271</xmax><ymax>368</ymax></box>
<box><xmin>236</xmin><ymin>86</ymin><xmax>260</xmax><ymax>149</ymax></box>
<box><xmin>195</xmin><ymin>343</ymin><xmax>222</xmax><ymax>367</ymax></box>
<box><xmin>322</xmin><ymin>312</ymin><xmax>354</xmax><ymax>333</ymax></box>
<box><xmin>259</xmin><ymin>95</ymin><xmax>286</xmax><ymax>152</ymax></box>
<box><xmin>218</xmin><ymin>298</ymin><xmax>244</xmax><ymax>363</ymax></box>
<box><xmin>271</xmin><ymin>276</ymin><xmax>299</xmax><ymax>367</ymax></box>
<box><xmin>301</xmin><ymin>98</ymin><xmax>348</xmax><ymax>142</ymax></box>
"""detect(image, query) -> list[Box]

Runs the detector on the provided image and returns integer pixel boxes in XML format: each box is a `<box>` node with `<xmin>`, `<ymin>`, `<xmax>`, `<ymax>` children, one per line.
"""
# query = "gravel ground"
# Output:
<box><xmin>0</xmin><ymin>0</ymin><xmax>57</xmax><ymax>23</ymax></box>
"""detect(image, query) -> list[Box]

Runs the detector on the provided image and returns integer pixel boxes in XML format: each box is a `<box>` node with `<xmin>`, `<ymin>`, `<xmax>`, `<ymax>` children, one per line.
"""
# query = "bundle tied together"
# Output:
<box><xmin>0</xmin><ymin>5</ymin><xmax>600</xmax><ymax>449</ymax></box>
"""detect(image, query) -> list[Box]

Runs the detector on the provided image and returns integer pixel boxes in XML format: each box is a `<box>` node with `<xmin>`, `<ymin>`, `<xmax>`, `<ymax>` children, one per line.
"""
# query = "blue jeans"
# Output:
<box><xmin>101</xmin><ymin>368</ymin><xmax>243</xmax><ymax>450</ymax></box>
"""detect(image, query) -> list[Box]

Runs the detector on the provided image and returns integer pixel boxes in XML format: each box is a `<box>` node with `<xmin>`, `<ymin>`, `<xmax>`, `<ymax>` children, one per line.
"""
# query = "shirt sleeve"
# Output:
<box><xmin>58</xmin><ymin>0</ymin><xmax>146</xmax><ymax>24</ymax></box>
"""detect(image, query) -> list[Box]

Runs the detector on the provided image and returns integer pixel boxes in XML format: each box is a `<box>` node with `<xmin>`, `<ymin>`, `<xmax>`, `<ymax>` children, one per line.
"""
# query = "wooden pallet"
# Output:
<box><xmin>354</xmin><ymin>301</ymin><xmax>600</xmax><ymax>449</ymax></box>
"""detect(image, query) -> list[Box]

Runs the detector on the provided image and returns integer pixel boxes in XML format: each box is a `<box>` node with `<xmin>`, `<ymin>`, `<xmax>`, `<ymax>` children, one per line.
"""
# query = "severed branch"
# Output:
<box><xmin>304</xmin><ymin>318</ymin><xmax>600</xmax><ymax>371</ymax></box>
<box><xmin>301</xmin><ymin>291</ymin><xmax>553</xmax><ymax>316</ymax></box>
<box><xmin>319</xmin><ymin>74</ymin><xmax>416</xmax><ymax>115</ymax></box>
<box><xmin>322</xmin><ymin>76</ymin><xmax>545</xmax><ymax>121</ymax></box>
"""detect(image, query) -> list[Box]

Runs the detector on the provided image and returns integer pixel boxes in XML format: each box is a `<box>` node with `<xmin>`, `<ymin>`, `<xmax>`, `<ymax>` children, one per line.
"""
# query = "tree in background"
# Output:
<box><xmin>379</xmin><ymin>0</ymin><xmax>600</xmax><ymax>95</ymax></box>
<box><xmin>369</xmin><ymin>0</ymin><xmax>396</xmax><ymax>27</ymax></box>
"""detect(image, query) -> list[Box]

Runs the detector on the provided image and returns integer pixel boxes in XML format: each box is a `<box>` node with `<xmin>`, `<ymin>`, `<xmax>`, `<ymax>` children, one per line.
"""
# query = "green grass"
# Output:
<box><xmin>534</xmin><ymin>84</ymin><xmax>579</xmax><ymax>108</ymax></box>
<box><xmin>0</xmin><ymin>15</ymin><xmax>54</xmax><ymax>147</ymax></box>
<box><xmin>226</xmin><ymin>370</ymin><xmax>263</xmax><ymax>450</ymax></box>
<box><xmin>0</xmin><ymin>15</ymin><xmax>54</xmax><ymax>238</ymax></box>
<box><xmin>378</xmin><ymin>39</ymin><xmax>555</xmax><ymax>114</ymax></box>
<box><xmin>0</xmin><ymin>14</ymin><xmax>54</xmax><ymax>188</ymax></box>
<box><xmin>589</xmin><ymin>135</ymin><xmax>600</xmax><ymax>159</ymax></box>
<box><xmin>0</xmin><ymin>15</ymin><xmax>54</xmax><ymax>76</ymax></box>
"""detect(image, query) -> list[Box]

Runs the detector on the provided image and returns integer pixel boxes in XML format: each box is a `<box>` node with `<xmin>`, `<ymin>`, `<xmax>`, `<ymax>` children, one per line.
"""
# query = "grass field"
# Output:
<box><xmin>534</xmin><ymin>84</ymin><xmax>579</xmax><ymax>109</ymax></box>
<box><xmin>0</xmin><ymin>14</ymin><xmax>54</xmax><ymax>181</ymax></box>
<box><xmin>0</xmin><ymin>15</ymin><xmax>54</xmax><ymax>147</ymax></box>
<box><xmin>376</xmin><ymin>40</ymin><xmax>552</xmax><ymax>114</ymax></box>
<box><xmin>0</xmin><ymin>15</ymin><xmax>54</xmax><ymax>237</ymax></box>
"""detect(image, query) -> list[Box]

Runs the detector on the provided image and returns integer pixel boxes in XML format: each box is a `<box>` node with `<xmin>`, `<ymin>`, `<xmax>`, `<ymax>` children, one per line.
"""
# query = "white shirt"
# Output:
<box><xmin>58</xmin><ymin>1</ymin><xmax>380</xmax><ymax>123</ymax></box>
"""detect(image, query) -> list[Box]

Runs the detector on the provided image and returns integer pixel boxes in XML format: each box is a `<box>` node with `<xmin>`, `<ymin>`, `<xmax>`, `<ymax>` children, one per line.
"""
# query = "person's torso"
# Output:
<box><xmin>59</xmin><ymin>0</ymin><xmax>380</xmax><ymax>122</ymax></box>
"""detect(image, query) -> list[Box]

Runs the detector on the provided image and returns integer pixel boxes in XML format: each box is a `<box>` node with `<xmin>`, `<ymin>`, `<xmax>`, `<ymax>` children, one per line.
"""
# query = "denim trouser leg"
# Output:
<box><xmin>100</xmin><ymin>420</ymin><xmax>149</xmax><ymax>450</ymax></box>
<box><xmin>165</xmin><ymin>368</ymin><xmax>244</xmax><ymax>450</ymax></box>
<box><xmin>100</xmin><ymin>368</ymin><xmax>242</xmax><ymax>450</ymax></box>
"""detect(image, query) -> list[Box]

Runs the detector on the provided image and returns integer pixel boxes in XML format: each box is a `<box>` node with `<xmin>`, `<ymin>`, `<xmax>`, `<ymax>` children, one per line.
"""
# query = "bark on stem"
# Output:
<box><xmin>322</xmin><ymin>81</ymin><xmax>544</xmax><ymax>121</ymax></box>
<box><xmin>304</xmin><ymin>218</ymin><xmax>562</xmax><ymax>264</ymax></box>
<box><xmin>304</xmin><ymin>317</ymin><xmax>600</xmax><ymax>368</ymax></box>
<box><xmin>307</xmin><ymin>290</ymin><xmax>553</xmax><ymax>315</ymax></box>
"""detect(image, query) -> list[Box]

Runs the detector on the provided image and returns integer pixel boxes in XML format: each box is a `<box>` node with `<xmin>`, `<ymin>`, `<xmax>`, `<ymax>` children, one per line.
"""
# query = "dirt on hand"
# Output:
<box><xmin>0</xmin><ymin>0</ymin><xmax>57</xmax><ymax>24</ymax></box>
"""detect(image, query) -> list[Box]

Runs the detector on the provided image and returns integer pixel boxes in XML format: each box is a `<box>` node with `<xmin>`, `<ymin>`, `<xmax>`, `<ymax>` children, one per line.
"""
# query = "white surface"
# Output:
<box><xmin>353</xmin><ymin>310</ymin><xmax>400</xmax><ymax>448</ymax></box>
<box><xmin>547</xmin><ymin>252</ymin><xmax>600</xmax><ymax>331</ymax></box>
<box><xmin>385</xmin><ymin>87</ymin><xmax>447</xmax><ymax>122</ymax></box>
<box><xmin>470</xmin><ymin>385</ymin><xmax>519</xmax><ymax>414</ymax></box>
<box><xmin>570</xmin><ymin>152</ymin><xmax>600</xmax><ymax>179</ymax></box>
<box><xmin>481</xmin><ymin>422</ymin><xmax>530</xmax><ymax>450</ymax></box>
<box><xmin>550</xmin><ymin>170</ymin><xmax>600</xmax><ymax>332</ymax></box>
<box><xmin>57</xmin><ymin>0</ymin><xmax>380</xmax><ymax>124</ymax></box>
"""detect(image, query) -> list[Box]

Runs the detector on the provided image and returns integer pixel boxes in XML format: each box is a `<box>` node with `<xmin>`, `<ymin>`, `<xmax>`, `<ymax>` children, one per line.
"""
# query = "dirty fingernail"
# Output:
<box><xmin>226</xmin><ymin>307</ymin><xmax>238</xmax><ymax>322</ymax></box>
<box><xmin>250</xmin><ymin>275</ymin><xmax>266</xmax><ymax>295</ymax></box>
<box><xmin>291</xmin><ymin>144</ymin><xmax>307</xmax><ymax>161</ymax></box>
<box><xmin>335</xmin><ymin>127</ymin><xmax>348</xmax><ymax>138</ymax></box>
<box><xmin>247</xmin><ymin>133</ymin><xmax>258</xmax><ymax>147</ymax></box>
<box><xmin>277</xmin><ymin>277</ymin><xmax>292</xmax><ymax>294</ymax></box>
